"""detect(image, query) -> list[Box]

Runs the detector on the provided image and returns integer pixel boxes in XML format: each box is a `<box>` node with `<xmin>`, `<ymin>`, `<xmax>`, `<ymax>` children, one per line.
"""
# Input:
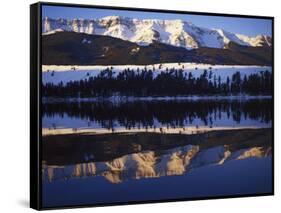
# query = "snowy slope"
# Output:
<box><xmin>42</xmin><ymin>16</ymin><xmax>272</xmax><ymax>49</ymax></box>
<box><xmin>237</xmin><ymin>34</ymin><xmax>272</xmax><ymax>47</ymax></box>
<box><xmin>42</xmin><ymin>63</ymin><xmax>272</xmax><ymax>85</ymax></box>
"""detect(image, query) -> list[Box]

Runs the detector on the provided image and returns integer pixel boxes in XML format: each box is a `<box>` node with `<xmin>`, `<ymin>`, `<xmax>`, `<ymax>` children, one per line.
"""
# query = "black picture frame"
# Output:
<box><xmin>30</xmin><ymin>1</ymin><xmax>274</xmax><ymax>210</ymax></box>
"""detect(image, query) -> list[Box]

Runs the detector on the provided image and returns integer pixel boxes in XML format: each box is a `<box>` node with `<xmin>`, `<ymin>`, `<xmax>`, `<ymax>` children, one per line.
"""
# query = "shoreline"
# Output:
<box><xmin>42</xmin><ymin>63</ymin><xmax>271</xmax><ymax>72</ymax></box>
<box><xmin>42</xmin><ymin>126</ymin><xmax>269</xmax><ymax>136</ymax></box>
<box><xmin>42</xmin><ymin>95</ymin><xmax>272</xmax><ymax>103</ymax></box>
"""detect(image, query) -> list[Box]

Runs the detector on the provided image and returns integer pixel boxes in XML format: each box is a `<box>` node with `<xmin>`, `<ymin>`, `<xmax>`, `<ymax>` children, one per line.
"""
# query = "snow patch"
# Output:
<box><xmin>82</xmin><ymin>38</ymin><xmax>92</xmax><ymax>44</ymax></box>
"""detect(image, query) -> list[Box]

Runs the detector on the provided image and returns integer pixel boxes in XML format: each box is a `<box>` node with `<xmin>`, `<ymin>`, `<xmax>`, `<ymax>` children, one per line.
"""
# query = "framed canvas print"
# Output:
<box><xmin>30</xmin><ymin>2</ymin><xmax>274</xmax><ymax>210</ymax></box>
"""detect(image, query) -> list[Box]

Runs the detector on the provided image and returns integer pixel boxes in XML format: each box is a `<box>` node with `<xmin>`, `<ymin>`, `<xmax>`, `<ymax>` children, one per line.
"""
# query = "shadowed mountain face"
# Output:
<box><xmin>42</xmin><ymin>128</ymin><xmax>272</xmax><ymax>183</ymax></box>
<box><xmin>42</xmin><ymin>32</ymin><xmax>272</xmax><ymax>66</ymax></box>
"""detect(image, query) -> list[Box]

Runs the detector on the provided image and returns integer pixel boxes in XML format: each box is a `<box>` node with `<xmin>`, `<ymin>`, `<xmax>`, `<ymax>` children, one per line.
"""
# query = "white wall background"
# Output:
<box><xmin>0</xmin><ymin>0</ymin><xmax>279</xmax><ymax>212</ymax></box>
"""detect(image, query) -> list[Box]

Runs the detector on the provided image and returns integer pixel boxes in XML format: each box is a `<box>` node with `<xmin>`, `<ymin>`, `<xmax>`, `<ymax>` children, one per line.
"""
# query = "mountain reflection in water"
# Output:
<box><xmin>42</xmin><ymin>128</ymin><xmax>272</xmax><ymax>184</ymax></box>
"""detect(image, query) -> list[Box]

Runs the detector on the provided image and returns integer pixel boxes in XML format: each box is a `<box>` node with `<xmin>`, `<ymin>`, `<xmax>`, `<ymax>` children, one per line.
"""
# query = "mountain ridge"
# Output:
<box><xmin>42</xmin><ymin>31</ymin><xmax>272</xmax><ymax>66</ymax></box>
<box><xmin>42</xmin><ymin>16</ymin><xmax>272</xmax><ymax>49</ymax></box>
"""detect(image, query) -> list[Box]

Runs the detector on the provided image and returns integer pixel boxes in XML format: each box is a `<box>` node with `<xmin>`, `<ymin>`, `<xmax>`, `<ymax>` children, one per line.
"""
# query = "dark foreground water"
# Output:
<box><xmin>42</xmin><ymin>98</ymin><xmax>272</xmax><ymax>130</ymax></box>
<box><xmin>42</xmin><ymin>128</ymin><xmax>273</xmax><ymax>208</ymax></box>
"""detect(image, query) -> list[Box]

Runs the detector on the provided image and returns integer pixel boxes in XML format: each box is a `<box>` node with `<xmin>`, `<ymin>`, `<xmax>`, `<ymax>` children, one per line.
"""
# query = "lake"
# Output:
<box><xmin>42</xmin><ymin>98</ymin><xmax>273</xmax><ymax>208</ymax></box>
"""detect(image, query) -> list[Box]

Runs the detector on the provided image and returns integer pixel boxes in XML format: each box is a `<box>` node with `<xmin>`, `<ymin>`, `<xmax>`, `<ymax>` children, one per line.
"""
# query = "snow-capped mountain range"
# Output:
<box><xmin>42</xmin><ymin>16</ymin><xmax>272</xmax><ymax>49</ymax></box>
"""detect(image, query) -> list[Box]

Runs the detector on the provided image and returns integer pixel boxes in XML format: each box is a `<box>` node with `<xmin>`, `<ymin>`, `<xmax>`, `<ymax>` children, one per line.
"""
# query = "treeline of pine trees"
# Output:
<box><xmin>42</xmin><ymin>68</ymin><xmax>272</xmax><ymax>97</ymax></box>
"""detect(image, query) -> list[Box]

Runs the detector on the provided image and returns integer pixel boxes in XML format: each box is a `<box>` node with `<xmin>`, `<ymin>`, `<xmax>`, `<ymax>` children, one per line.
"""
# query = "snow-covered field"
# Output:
<box><xmin>42</xmin><ymin>63</ymin><xmax>272</xmax><ymax>85</ymax></box>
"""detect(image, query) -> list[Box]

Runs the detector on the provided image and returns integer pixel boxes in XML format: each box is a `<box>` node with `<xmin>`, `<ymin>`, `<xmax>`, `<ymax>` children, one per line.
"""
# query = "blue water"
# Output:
<box><xmin>42</xmin><ymin>157</ymin><xmax>272</xmax><ymax>208</ymax></box>
<box><xmin>41</xmin><ymin>98</ymin><xmax>273</xmax><ymax>208</ymax></box>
